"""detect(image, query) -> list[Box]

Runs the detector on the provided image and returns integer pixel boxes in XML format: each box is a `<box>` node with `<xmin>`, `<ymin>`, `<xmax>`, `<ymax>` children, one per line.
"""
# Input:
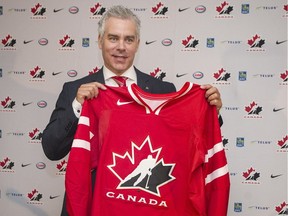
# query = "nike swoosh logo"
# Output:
<box><xmin>53</xmin><ymin>8</ymin><xmax>64</xmax><ymax>13</ymax></box>
<box><xmin>21</xmin><ymin>163</ymin><xmax>31</xmax><ymax>167</ymax></box>
<box><xmin>49</xmin><ymin>195</ymin><xmax>60</xmax><ymax>199</ymax></box>
<box><xmin>176</xmin><ymin>73</ymin><xmax>188</xmax><ymax>78</ymax></box>
<box><xmin>145</xmin><ymin>40</ymin><xmax>156</xmax><ymax>45</ymax></box>
<box><xmin>273</xmin><ymin>108</ymin><xmax>285</xmax><ymax>112</ymax></box>
<box><xmin>23</xmin><ymin>40</ymin><xmax>33</xmax><ymax>44</ymax></box>
<box><xmin>117</xmin><ymin>99</ymin><xmax>134</xmax><ymax>106</ymax></box>
<box><xmin>22</xmin><ymin>102</ymin><xmax>33</xmax><ymax>106</ymax></box>
<box><xmin>276</xmin><ymin>40</ymin><xmax>287</xmax><ymax>45</ymax></box>
<box><xmin>270</xmin><ymin>174</ymin><xmax>282</xmax><ymax>178</ymax></box>
<box><xmin>52</xmin><ymin>71</ymin><xmax>62</xmax><ymax>76</ymax></box>
<box><xmin>178</xmin><ymin>7</ymin><xmax>190</xmax><ymax>12</ymax></box>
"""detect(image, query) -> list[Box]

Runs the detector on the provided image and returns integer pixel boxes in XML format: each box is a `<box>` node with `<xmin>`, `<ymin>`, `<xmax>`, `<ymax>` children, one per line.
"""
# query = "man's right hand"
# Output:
<box><xmin>76</xmin><ymin>82</ymin><xmax>107</xmax><ymax>105</ymax></box>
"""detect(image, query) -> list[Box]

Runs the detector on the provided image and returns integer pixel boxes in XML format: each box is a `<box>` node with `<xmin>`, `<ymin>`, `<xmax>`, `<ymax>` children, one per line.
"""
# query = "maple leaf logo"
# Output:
<box><xmin>247</xmin><ymin>34</ymin><xmax>265</xmax><ymax>48</ymax></box>
<box><xmin>150</xmin><ymin>67</ymin><xmax>166</xmax><ymax>80</ymax></box>
<box><xmin>30</xmin><ymin>66</ymin><xmax>45</xmax><ymax>78</ymax></box>
<box><xmin>242</xmin><ymin>167</ymin><xmax>260</xmax><ymax>181</ymax></box>
<box><xmin>1</xmin><ymin>35</ymin><xmax>16</xmax><ymax>47</ymax></box>
<box><xmin>275</xmin><ymin>202</ymin><xmax>288</xmax><ymax>214</ymax></box>
<box><xmin>59</xmin><ymin>35</ymin><xmax>75</xmax><ymax>48</ymax></box>
<box><xmin>280</xmin><ymin>70</ymin><xmax>288</xmax><ymax>82</ymax></box>
<box><xmin>1</xmin><ymin>96</ymin><xmax>16</xmax><ymax>109</ymax></box>
<box><xmin>278</xmin><ymin>135</ymin><xmax>288</xmax><ymax>149</ymax></box>
<box><xmin>152</xmin><ymin>2</ymin><xmax>168</xmax><ymax>15</ymax></box>
<box><xmin>213</xmin><ymin>68</ymin><xmax>231</xmax><ymax>81</ymax></box>
<box><xmin>27</xmin><ymin>189</ymin><xmax>43</xmax><ymax>201</ymax></box>
<box><xmin>108</xmin><ymin>136</ymin><xmax>175</xmax><ymax>196</ymax></box>
<box><xmin>57</xmin><ymin>160</ymin><xmax>67</xmax><ymax>172</ymax></box>
<box><xmin>31</xmin><ymin>3</ymin><xmax>46</xmax><ymax>16</ymax></box>
<box><xmin>216</xmin><ymin>1</ymin><xmax>233</xmax><ymax>14</ymax></box>
<box><xmin>182</xmin><ymin>35</ymin><xmax>199</xmax><ymax>48</ymax></box>
<box><xmin>284</xmin><ymin>5</ymin><xmax>288</xmax><ymax>12</ymax></box>
<box><xmin>29</xmin><ymin>128</ymin><xmax>43</xmax><ymax>140</ymax></box>
<box><xmin>89</xmin><ymin>66</ymin><xmax>100</xmax><ymax>75</ymax></box>
<box><xmin>90</xmin><ymin>3</ymin><xmax>106</xmax><ymax>16</ymax></box>
<box><xmin>0</xmin><ymin>157</ymin><xmax>14</xmax><ymax>170</ymax></box>
<box><xmin>245</xmin><ymin>101</ymin><xmax>262</xmax><ymax>115</ymax></box>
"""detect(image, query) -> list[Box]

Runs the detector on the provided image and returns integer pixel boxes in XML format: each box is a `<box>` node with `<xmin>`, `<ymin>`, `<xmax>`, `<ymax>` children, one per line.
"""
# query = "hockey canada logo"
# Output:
<box><xmin>213</xmin><ymin>68</ymin><xmax>231</xmax><ymax>85</ymax></box>
<box><xmin>90</xmin><ymin>3</ymin><xmax>106</xmax><ymax>19</ymax></box>
<box><xmin>59</xmin><ymin>35</ymin><xmax>75</xmax><ymax>51</ymax></box>
<box><xmin>150</xmin><ymin>67</ymin><xmax>166</xmax><ymax>81</ymax></box>
<box><xmin>181</xmin><ymin>35</ymin><xmax>199</xmax><ymax>51</ymax></box>
<box><xmin>108</xmin><ymin>136</ymin><xmax>175</xmax><ymax>198</ymax></box>
<box><xmin>247</xmin><ymin>34</ymin><xmax>265</xmax><ymax>51</ymax></box>
<box><xmin>151</xmin><ymin>2</ymin><xmax>168</xmax><ymax>18</ymax></box>
<box><xmin>280</xmin><ymin>70</ymin><xmax>288</xmax><ymax>85</ymax></box>
<box><xmin>29</xmin><ymin>66</ymin><xmax>45</xmax><ymax>82</ymax></box>
<box><xmin>31</xmin><ymin>3</ymin><xmax>46</xmax><ymax>19</ymax></box>
<box><xmin>215</xmin><ymin>1</ymin><xmax>234</xmax><ymax>18</ymax></box>
<box><xmin>275</xmin><ymin>201</ymin><xmax>288</xmax><ymax>215</ymax></box>
<box><xmin>1</xmin><ymin>34</ymin><xmax>16</xmax><ymax>50</ymax></box>
<box><xmin>277</xmin><ymin>135</ymin><xmax>288</xmax><ymax>153</ymax></box>
<box><xmin>244</xmin><ymin>101</ymin><xmax>263</xmax><ymax>118</ymax></box>
<box><xmin>0</xmin><ymin>157</ymin><xmax>15</xmax><ymax>172</ymax></box>
<box><xmin>1</xmin><ymin>96</ymin><xmax>16</xmax><ymax>112</ymax></box>
<box><xmin>89</xmin><ymin>66</ymin><xmax>101</xmax><ymax>75</ymax></box>
<box><xmin>27</xmin><ymin>189</ymin><xmax>43</xmax><ymax>204</ymax></box>
<box><xmin>242</xmin><ymin>167</ymin><xmax>260</xmax><ymax>184</ymax></box>
<box><xmin>28</xmin><ymin>128</ymin><xmax>43</xmax><ymax>143</ymax></box>
<box><xmin>56</xmin><ymin>160</ymin><xmax>67</xmax><ymax>175</ymax></box>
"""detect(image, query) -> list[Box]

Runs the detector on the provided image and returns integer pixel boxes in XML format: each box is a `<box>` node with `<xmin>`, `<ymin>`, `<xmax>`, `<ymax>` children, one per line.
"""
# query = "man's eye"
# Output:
<box><xmin>109</xmin><ymin>37</ymin><xmax>117</xmax><ymax>42</ymax></box>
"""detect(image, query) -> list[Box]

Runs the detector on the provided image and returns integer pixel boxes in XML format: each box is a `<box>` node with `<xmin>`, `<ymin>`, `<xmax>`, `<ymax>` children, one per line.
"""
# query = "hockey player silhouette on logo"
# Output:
<box><xmin>123</xmin><ymin>155</ymin><xmax>156</xmax><ymax>188</ymax></box>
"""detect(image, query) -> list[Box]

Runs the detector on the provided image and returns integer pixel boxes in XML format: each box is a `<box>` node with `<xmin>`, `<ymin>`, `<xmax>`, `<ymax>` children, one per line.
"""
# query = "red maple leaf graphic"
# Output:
<box><xmin>216</xmin><ymin>1</ymin><xmax>228</xmax><ymax>13</ymax></box>
<box><xmin>248</xmin><ymin>34</ymin><xmax>260</xmax><ymax>46</ymax></box>
<box><xmin>29</xmin><ymin>128</ymin><xmax>39</xmax><ymax>138</ymax></box>
<box><xmin>213</xmin><ymin>68</ymin><xmax>225</xmax><ymax>79</ymax></box>
<box><xmin>1</xmin><ymin>97</ymin><xmax>11</xmax><ymax>107</ymax></box>
<box><xmin>275</xmin><ymin>202</ymin><xmax>287</xmax><ymax>213</ymax></box>
<box><xmin>59</xmin><ymin>35</ymin><xmax>70</xmax><ymax>46</ymax></box>
<box><xmin>152</xmin><ymin>2</ymin><xmax>164</xmax><ymax>13</ymax></box>
<box><xmin>89</xmin><ymin>67</ymin><xmax>100</xmax><ymax>75</ymax></box>
<box><xmin>278</xmin><ymin>135</ymin><xmax>288</xmax><ymax>147</ymax></box>
<box><xmin>150</xmin><ymin>67</ymin><xmax>161</xmax><ymax>77</ymax></box>
<box><xmin>284</xmin><ymin>5</ymin><xmax>288</xmax><ymax>11</ymax></box>
<box><xmin>57</xmin><ymin>160</ymin><xmax>67</xmax><ymax>171</ymax></box>
<box><xmin>0</xmin><ymin>157</ymin><xmax>9</xmax><ymax>167</ymax></box>
<box><xmin>90</xmin><ymin>3</ymin><xmax>101</xmax><ymax>14</ymax></box>
<box><xmin>28</xmin><ymin>189</ymin><xmax>38</xmax><ymax>199</ymax></box>
<box><xmin>182</xmin><ymin>35</ymin><xmax>193</xmax><ymax>46</ymax></box>
<box><xmin>280</xmin><ymin>70</ymin><xmax>288</xmax><ymax>81</ymax></box>
<box><xmin>242</xmin><ymin>167</ymin><xmax>255</xmax><ymax>178</ymax></box>
<box><xmin>31</xmin><ymin>3</ymin><xmax>41</xmax><ymax>14</ymax></box>
<box><xmin>2</xmin><ymin>35</ymin><xmax>12</xmax><ymax>45</ymax></box>
<box><xmin>245</xmin><ymin>101</ymin><xmax>257</xmax><ymax>113</ymax></box>
<box><xmin>30</xmin><ymin>66</ymin><xmax>40</xmax><ymax>77</ymax></box>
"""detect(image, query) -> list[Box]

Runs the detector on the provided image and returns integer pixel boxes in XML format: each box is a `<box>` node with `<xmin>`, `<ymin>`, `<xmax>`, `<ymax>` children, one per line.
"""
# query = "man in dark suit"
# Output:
<box><xmin>42</xmin><ymin>5</ymin><xmax>223</xmax><ymax>216</ymax></box>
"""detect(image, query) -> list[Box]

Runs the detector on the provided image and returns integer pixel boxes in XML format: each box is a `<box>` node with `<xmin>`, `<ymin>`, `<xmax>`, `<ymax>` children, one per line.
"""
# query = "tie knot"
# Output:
<box><xmin>112</xmin><ymin>76</ymin><xmax>128</xmax><ymax>87</ymax></box>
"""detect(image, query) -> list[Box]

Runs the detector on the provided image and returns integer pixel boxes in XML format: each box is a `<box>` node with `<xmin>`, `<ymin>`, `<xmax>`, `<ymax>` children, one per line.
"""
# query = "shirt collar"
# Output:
<box><xmin>103</xmin><ymin>65</ymin><xmax>137</xmax><ymax>82</ymax></box>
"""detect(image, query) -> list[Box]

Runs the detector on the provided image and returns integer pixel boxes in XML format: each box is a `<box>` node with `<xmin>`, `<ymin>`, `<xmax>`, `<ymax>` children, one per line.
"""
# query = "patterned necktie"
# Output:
<box><xmin>112</xmin><ymin>76</ymin><xmax>128</xmax><ymax>87</ymax></box>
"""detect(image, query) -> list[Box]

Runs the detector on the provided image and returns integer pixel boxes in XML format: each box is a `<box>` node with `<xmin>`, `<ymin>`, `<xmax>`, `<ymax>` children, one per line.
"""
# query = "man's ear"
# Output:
<box><xmin>98</xmin><ymin>35</ymin><xmax>102</xmax><ymax>49</ymax></box>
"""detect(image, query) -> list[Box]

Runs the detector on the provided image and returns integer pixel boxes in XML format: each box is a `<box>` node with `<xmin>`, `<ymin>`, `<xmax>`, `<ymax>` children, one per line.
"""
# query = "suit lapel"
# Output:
<box><xmin>135</xmin><ymin>67</ymin><xmax>152</xmax><ymax>92</ymax></box>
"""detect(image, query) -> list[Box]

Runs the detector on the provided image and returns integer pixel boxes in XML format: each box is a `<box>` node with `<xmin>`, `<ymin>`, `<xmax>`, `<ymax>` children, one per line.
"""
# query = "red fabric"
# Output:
<box><xmin>112</xmin><ymin>76</ymin><xmax>128</xmax><ymax>87</ymax></box>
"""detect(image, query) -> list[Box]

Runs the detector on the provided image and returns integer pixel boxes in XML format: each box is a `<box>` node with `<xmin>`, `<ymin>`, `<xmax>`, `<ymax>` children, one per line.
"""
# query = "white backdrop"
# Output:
<box><xmin>0</xmin><ymin>0</ymin><xmax>287</xmax><ymax>215</ymax></box>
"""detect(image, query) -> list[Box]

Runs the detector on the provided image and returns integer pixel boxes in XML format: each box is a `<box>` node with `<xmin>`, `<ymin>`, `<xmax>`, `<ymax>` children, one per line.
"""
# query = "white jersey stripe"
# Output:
<box><xmin>205</xmin><ymin>165</ymin><xmax>229</xmax><ymax>185</ymax></box>
<box><xmin>78</xmin><ymin>116</ymin><xmax>90</xmax><ymax>126</ymax></box>
<box><xmin>205</xmin><ymin>142</ymin><xmax>224</xmax><ymax>163</ymax></box>
<box><xmin>71</xmin><ymin>139</ymin><xmax>90</xmax><ymax>151</ymax></box>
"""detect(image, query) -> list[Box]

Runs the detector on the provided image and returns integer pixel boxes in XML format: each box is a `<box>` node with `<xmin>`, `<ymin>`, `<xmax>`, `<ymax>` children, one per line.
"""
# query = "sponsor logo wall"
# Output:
<box><xmin>0</xmin><ymin>0</ymin><xmax>287</xmax><ymax>215</ymax></box>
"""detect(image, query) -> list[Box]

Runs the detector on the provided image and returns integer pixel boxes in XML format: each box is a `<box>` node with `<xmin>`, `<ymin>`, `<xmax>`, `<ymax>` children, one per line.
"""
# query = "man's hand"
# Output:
<box><xmin>76</xmin><ymin>82</ymin><xmax>107</xmax><ymax>105</ymax></box>
<box><xmin>201</xmin><ymin>84</ymin><xmax>222</xmax><ymax>113</ymax></box>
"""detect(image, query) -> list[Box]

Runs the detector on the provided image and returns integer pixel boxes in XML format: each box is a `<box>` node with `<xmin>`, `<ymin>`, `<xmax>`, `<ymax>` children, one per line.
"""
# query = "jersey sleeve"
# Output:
<box><xmin>203</xmin><ymin>104</ymin><xmax>230</xmax><ymax>216</ymax></box>
<box><xmin>65</xmin><ymin>100</ymin><xmax>98</xmax><ymax>216</ymax></box>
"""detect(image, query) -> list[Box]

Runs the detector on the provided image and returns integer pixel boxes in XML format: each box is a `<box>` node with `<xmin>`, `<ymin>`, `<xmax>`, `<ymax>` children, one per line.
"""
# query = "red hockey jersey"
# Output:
<box><xmin>65</xmin><ymin>82</ymin><xmax>230</xmax><ymax>216</ymax></box>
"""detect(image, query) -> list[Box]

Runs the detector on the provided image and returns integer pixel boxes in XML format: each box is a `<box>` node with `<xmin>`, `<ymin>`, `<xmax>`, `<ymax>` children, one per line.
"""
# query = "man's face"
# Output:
<box><xmin>98</xmin><ymin>17</ymin><xmax>140</xmax><ymax>75</ymax></box>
